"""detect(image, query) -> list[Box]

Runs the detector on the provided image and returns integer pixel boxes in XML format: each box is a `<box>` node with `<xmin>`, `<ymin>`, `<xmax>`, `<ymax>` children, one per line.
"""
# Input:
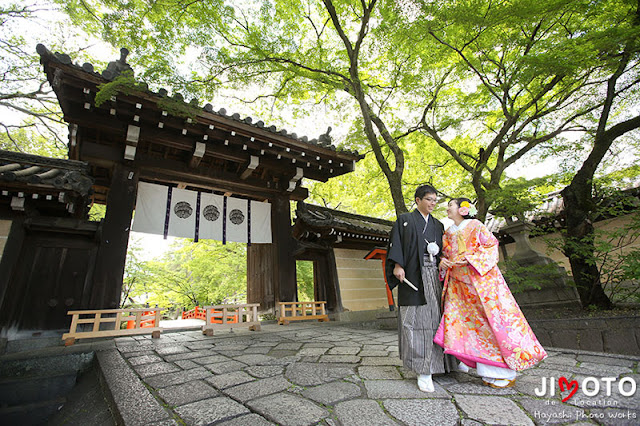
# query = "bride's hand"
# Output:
<box><xmin>439</xmin><ymin>258</ymin><xmax>452</xmax><ymax>269</ymax></box>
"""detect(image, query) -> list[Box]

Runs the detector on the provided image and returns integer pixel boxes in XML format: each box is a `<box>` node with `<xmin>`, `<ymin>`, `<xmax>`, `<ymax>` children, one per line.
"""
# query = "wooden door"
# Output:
<box><xmin>0</xmin><ymin>228</ymin><xmax>98</xmax><ymax>330</ymax></box>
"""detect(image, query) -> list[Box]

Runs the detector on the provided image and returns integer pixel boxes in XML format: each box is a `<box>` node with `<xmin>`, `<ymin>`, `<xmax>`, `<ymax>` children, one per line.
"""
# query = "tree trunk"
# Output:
<box><xmin>474</xmin><ymin>188</ymin><xmax>489</xmax><ymax>222</ymax></box>
<box><xmin>351</xmin><ymin>69</ymin><xmax>408</xmax><ymax>216</ymax></box>
<box><xmin>472</xmin><ymin>171</ymin><xmax>493</xmax><ymax>222</ymax></box>
<box><xmin>561</xmin><ymin>179</ymin><xmax>612</xmax><ymax>309</ymax></box>
<box><xmin>558</xmin><ymin>10</ymin><xmax>639</xmax><ymax>309</ymax></box>
<box><xmin>323</xmin><ymin>0</ymin><xmax>409</xmax><ymax>216</ymax></box>
<box><xmin>384</xmin><ymin>160</ymin><xmax>408</xmax><ymax>215</ymax></box>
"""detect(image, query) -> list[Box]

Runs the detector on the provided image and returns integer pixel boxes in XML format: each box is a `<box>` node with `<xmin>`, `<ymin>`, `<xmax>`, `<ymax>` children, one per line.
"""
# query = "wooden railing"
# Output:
<box><xmin>277</xmin><ymin>301</ymin><xmax>329</xmax><ymax>325</ymax></box>
<box><xmin>62</xmin><ymin>308</ymin><xmax>163</xmax><ymax>345</ymax></box>
<box><xmin>182</xmin><ymin>306</ymin><xmax>206</xmax><ymax>320</ymax></box>
<box><xmin>201</xmin><ymin>304</ymin><xmax>261</xmax><ymax>336</ymax></box>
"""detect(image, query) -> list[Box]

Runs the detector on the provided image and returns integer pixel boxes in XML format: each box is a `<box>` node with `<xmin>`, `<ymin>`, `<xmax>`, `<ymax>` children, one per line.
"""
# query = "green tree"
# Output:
<box><xmin>305</xmin><ymin>133</ymin><xmax>471</xmax><ymax>219</ymax></box>
<box><xmin>296</xmin><ymin>260</ymin><xmax>314</xmax><ymax>301</ymax></box>
<box><xmin>57</xmin><ymin>0</ymin><xmax>497</xmax><ymax>217</ymax></box>
<box><xmin>125</xmin><ymin>238</ymin><xmax>247</xmax><ymax>310</ymax></box>
<box><xmin>405</xmin><ymin>0</ymin><xmax>640</xmax><ymax>309</ymax></box>
<box><xmin>56</xmin><ymin>0</ymin><xmax>639</xmax><ymax>219</ymax></box>
<box><xmin>0</xmin><ymin>127</ymin><xmax>65</xmax><ymax>157</ymax></box>
<box><xmin>121</xmin><ymin>235</ymin><xmax>150</xmax><ymax>307</ymax></box>
<box><xmin>398</xmin><ymin>0</ymin><xmax>639</xmax><ymax>220</ymax></box>
<box><xmin>559</xmin><ymin>1</ymin><xmax>640</xmax><ymax>309</ymax></box>
<box><xmin>488</xmin><ymin>177</ymin><xmax>560</xmax><ymax>224</ymax></box>
<box><xmin>0</xmin><ymin>2</ymin><xmax>98</xmax><ymax>154</ymax></box>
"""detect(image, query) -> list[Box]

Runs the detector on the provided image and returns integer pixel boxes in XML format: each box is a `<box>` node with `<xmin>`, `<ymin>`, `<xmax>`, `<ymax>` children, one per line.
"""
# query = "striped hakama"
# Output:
<box><xmin>398</xmin><ymin>256</ymin><xmax>455</xmax><ymax>375</ymax></box>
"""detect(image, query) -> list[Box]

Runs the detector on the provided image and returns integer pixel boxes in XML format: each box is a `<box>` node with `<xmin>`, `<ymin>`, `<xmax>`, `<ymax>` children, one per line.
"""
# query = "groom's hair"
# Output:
<box><xmin>414</xmin><ymin>184</ymin><xmax>437</xmax><ymax>200</ymax></box>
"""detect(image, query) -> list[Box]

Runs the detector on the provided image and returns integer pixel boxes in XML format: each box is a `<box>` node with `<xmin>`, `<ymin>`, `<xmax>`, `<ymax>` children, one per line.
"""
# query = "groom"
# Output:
<box><xmin>385</xmin><ymin>184</ymin><xmax>453</xmax><ymax>392</ymax></box>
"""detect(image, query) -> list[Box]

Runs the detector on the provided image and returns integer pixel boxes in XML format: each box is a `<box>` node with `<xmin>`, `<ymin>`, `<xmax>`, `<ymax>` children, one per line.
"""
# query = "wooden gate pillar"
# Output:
<box><xmin>90</xmin><ymin>164</ymin><xmax>138</xmax><ymax>308</ymax></box>
<box><xmin>247</xmin><ymin>243</ymin><xmax>273</xmax><ymax>311</ymax></box>
<box><xmin>273</xmin><ymin>195</ymin><xmax>296</xmax><ymax>303</ymax></box>
<box><xmin>247</xmin><ymin>194</ymin><xmax>296</xmax><ymax>312</ymax></box>
<box><xmin>320</xmin><ymin>250</ymin><xmax>343</xmax><ymax>313</ymax></box>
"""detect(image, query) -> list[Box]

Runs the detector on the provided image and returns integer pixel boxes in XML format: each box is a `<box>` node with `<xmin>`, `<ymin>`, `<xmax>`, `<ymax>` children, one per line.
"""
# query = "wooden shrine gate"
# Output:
<box><xmin>0</xmin><ymin>46</ymin><xmax>363</xmax><ymax>333</ymax></box>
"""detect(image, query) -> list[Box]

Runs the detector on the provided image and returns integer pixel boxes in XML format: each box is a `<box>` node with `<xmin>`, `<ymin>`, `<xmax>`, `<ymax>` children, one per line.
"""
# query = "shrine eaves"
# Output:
<box><xmin>37</xmin><ymin>45</ymin><xmax>364</xmax><ymax>204</ymax></box>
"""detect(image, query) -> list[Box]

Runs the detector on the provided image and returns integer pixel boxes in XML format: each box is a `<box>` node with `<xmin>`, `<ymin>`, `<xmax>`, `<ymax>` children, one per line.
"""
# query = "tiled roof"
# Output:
<box><xmin>295</xmin><ymin>202</ymin><xmax>392</xmax><ymax>239</ymax></box>
<box><xmin>36</xmin><ymin>44</ymin><xmax>363</xmax><ymax>160</ymax></box>
<box><xmin>486</xmin><ymin>184</ymin><xmax>640</xmax><ymax>236</ymax></box>
<box><xmin>0</xmin><ymin>150</ymin><xmax>93</xmax><ymax>196</ymax></box>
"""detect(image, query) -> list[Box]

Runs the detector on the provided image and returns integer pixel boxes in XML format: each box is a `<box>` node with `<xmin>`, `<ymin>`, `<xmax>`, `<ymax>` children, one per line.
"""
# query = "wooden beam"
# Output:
<box><xmin>189</xmin><ymin>141</ymin><xmax>206</xmax><ymax>168</ymax></box>
<box><xmin>80</xmin><ymin>141</ymin><xmax>121</xmax><ymax>166</ymax></box>
<box><xmin>287</xmin><ymin>167</ymin><xmax>304</xmax><ymax>192</ymax></box>
<box><xmin>240</xmin><ymin>155</ymin><xmax>259</xmax><ymax>180</ymax></box>
<box><xmin>272</xmin><ymin>195</ymin><xmax>296</xmax><ymax>303</ymax></box>
<box><xmin>136</xmin><ymin>162</ymin><xmax>309</xmax><ymax>201</ymax></box>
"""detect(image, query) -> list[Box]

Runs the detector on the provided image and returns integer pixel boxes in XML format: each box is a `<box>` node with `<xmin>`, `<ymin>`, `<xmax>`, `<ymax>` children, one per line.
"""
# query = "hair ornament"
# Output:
<box><xmin>459</xmin><ymin>201</ymin><xmax>477</xmax><ymax>217</ymax></box>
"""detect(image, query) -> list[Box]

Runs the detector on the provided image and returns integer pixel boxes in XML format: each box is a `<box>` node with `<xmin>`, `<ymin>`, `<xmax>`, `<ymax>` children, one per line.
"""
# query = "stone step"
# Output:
<box><xmin>47</xmin><ymin>365</ymin><xmax>115</xmax><ymax>425</ymax></box>
<box><xmin>5</xmin><ymin>334</ymin><xmax>64</xmax><ymax>354</ymax></box>
<box><xmin>0</xmin><ymin>349</ymin><xmax>97</xmax><ymax>423</ymax></box>
<box><xmin>0</xmin><ymin>351</ymin><xmax>94</xmax><ymax>377</ymax></box>
<box><xmin>0</xmin><ymin>371</ymin><xmax>77</xmax><ymax>405</ymax></box>
<box><xmin>0</xmin><ymin>396</ymin><xmax>66</xmax><ymax>425</ymax></box>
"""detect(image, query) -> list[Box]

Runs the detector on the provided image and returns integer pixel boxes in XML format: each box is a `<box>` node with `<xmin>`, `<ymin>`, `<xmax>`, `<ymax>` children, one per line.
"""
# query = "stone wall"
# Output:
<box><xmin>370</xmin><ymin>311</ymin><xmax>640</xmax><ymax>356</ymax></box>
<box><xmin>502</xmin><ymin>215</ymin><xmax>639</xmax><ymax>273</ymax></box>
<box><xmin>501</xmin><ymin>214</ymin><xmax>639</xmax><ymax>304</ymax></box>
<box><xmin>333</xmin><ymin>248</ymin><xmax>390</xmax><ymax>312</ymax></box>
<box><xmin>0</xmin><ymin>219</ymin><xmax>10</xmax><ymax>258</ymax></box>
<box><xmin>527</xmin><ymin>315</ymin><xmax>640</xmax><ymax>356</ymax></box>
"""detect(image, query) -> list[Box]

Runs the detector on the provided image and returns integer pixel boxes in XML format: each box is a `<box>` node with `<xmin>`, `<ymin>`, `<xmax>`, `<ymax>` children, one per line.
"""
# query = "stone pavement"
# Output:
<box><xmin>95</xmin><ymin>322</ymin><xmax>640</xmax><ymax>425</ymax></box>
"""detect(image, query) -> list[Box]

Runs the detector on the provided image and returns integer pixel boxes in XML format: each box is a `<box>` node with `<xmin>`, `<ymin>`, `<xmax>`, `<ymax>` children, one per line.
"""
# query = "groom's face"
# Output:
<box><xmin>416</xmin><ymin>193</ymin><xmax>437</xmax><ymax>216</ymax></box>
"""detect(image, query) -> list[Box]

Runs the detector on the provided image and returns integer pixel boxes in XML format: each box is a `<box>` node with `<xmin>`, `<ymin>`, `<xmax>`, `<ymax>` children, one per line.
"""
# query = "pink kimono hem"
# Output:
<box><xmin>434</xmin><ymin>332</ymin><xmax>509</xmax><ymax>369</ymax></box>
<box><xmin>446</xmin><ymin>350</ymin><xmax>509</xmax><ymax>369</ymax></box>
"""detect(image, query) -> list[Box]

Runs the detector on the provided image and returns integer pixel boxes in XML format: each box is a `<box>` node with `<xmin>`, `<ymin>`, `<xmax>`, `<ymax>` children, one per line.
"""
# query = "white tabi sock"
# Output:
<box><xmin>417</xmin><ymin>374</ymin><xmax>435</xmax><ymax>392</ymax></box>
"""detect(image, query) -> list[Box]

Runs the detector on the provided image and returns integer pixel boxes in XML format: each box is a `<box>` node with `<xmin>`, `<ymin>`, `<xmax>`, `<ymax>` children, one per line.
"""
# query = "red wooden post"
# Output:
<box><xmin>364</xmin><ymin>248</ymin><xmax>395</xmax><ymax>311</ymax></box>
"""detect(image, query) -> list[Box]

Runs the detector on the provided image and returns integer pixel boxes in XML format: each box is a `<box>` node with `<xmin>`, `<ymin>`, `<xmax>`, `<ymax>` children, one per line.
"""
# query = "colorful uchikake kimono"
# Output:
<box><xmin>434</xmin><ymin>219</ymin><xmax>547</xmax><ymax>372</ymax></box>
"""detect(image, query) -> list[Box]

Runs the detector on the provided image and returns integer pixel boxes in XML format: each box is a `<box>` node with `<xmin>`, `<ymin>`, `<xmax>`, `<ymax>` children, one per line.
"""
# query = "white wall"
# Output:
<box><xmin>333</xmin><ymin>248</ymin><xmax>391</xmax><ymax>312</ymax></box>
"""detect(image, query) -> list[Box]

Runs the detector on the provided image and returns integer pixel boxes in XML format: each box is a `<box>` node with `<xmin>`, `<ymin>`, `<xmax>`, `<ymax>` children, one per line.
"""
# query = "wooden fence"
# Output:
<box><xmin>182</xmin><ymin>306</ymin><xmax>206</xmax><ymax>320</ymax></box>
<box><xmin>62</xmin><ymin>308</ymin><xmax>163</xmax><ymax>345</ymax></box>
<box><xmin>201</xmin><ymin>304</ymin><xmax>261</xmax><ymax>336</ymax></box>
<box><xmin>277</xmin><ymin>301</ymin><xmax>329</xmax><ymax>325</ymax></box>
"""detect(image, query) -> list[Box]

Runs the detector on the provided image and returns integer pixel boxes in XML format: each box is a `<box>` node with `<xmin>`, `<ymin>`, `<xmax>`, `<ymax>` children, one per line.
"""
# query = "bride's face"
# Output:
<box><xmin>447</xmin><ymin>200</ymin><xmax>460</xmax><ymax>219</ymax></box>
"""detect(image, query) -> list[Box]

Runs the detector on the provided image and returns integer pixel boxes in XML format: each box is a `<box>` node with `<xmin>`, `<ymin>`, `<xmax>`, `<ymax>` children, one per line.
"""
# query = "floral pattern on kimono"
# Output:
<box><xmin>433</xmin><ymin>219</ymin><xmax>547</xmax><ymax>371</ymax></box>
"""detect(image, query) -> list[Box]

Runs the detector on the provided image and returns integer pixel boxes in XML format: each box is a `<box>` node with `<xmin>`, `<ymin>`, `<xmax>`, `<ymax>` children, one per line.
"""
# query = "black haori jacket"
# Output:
<box><xmin>385</xmin><ymin>209</ymin><xmax>444</xmax><ymax>306</ymax></box>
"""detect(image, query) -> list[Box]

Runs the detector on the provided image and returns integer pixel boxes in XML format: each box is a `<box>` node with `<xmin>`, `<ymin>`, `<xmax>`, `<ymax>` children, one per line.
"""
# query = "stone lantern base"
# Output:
<box><xmin>501</xmin><ymin>221</ymin><xmax>582</xmax><ymax>309</ymax></box>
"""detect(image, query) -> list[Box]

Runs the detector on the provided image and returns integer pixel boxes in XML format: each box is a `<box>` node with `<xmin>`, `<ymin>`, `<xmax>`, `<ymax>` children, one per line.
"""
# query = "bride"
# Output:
<box><xmin>434</xmin><ymin>198</ymin><xmax>547</xmax><ymax>388</ymax></box>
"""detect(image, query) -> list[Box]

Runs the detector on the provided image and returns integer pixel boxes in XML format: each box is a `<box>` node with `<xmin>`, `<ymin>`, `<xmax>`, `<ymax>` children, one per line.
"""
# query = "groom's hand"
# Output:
<box><xmin>393</xmin><ymin>264</ymin><xmax>405</xmax><ymax>282</ymax></box>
